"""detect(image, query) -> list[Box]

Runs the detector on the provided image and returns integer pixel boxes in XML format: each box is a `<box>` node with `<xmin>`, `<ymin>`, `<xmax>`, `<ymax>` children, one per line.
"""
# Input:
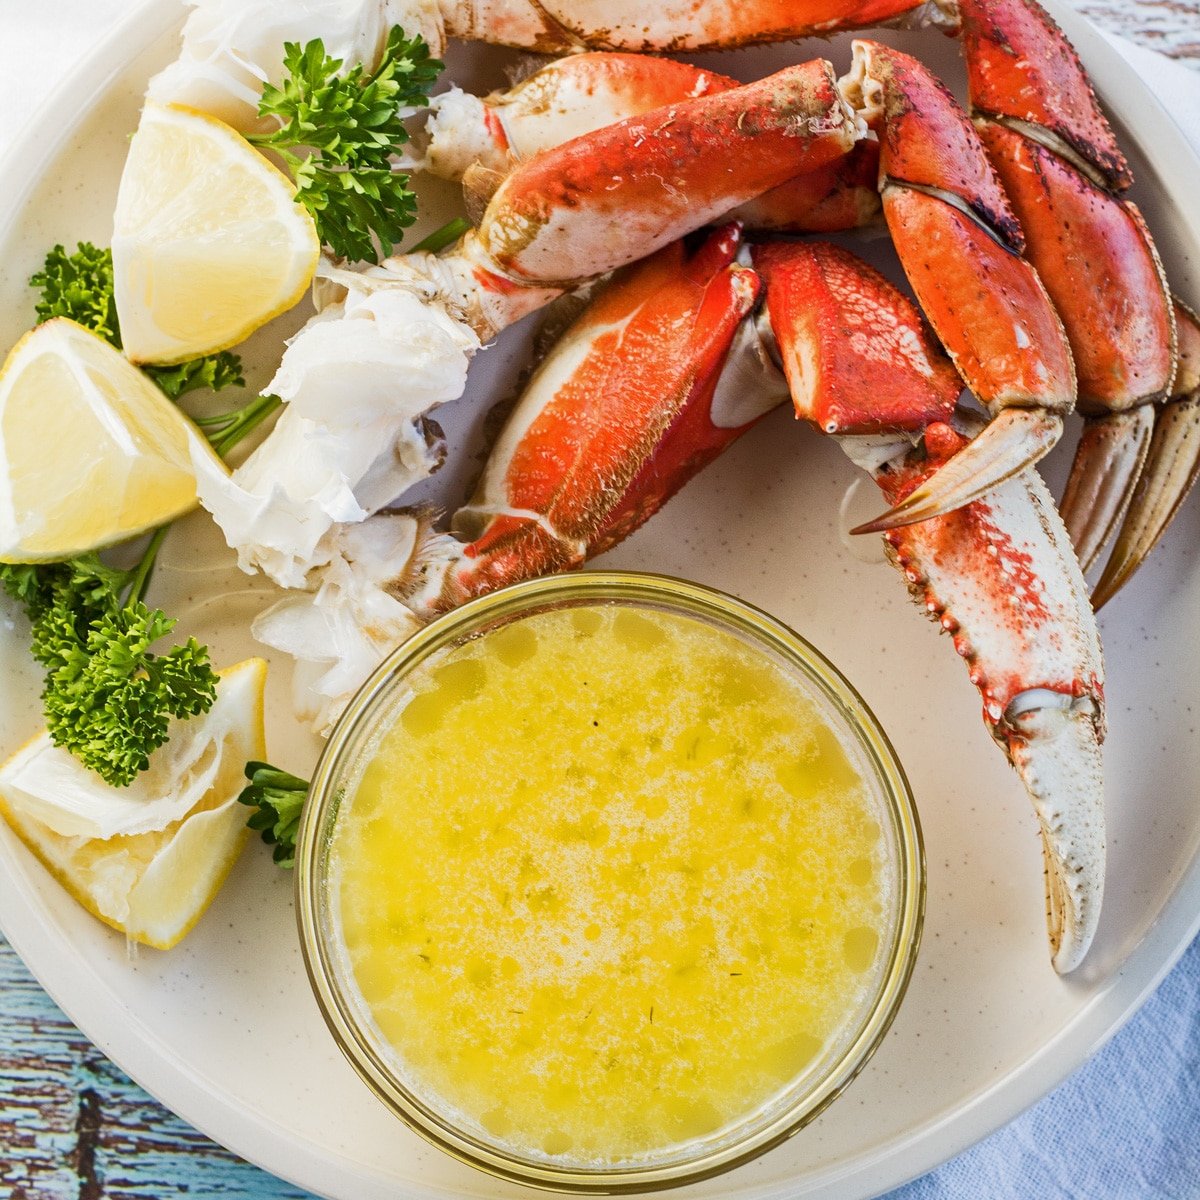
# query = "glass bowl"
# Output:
<box><xmin>295</xmin><ymin>571</ymin><xmax>924</xmax><ymax>1193</ymax></box>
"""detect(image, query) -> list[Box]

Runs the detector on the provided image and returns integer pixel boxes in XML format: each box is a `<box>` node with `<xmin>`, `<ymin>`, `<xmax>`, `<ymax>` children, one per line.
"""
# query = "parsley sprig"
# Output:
<box><xmin>30</xmin><ymin>242</ymin><xmax>119</xmax><ymax>344</ymax></box>
<box><xmin>0</xmin><ymin>546</ymin><xmax>217</xmax><ymax>787</ymax></box>
<box><xmin>247</xmin><ymin>28</ymin><xmax>442</xmax><ymax>263</ymax></box>
<box><xmin>238</xmin><ymin>763</ymin><xmax>311</xmax><ymax>868</ymax></box>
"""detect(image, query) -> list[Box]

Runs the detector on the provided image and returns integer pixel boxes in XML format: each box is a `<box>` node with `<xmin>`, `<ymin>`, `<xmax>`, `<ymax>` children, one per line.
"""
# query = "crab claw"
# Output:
<box><xmin>427</xmin><ymin>53</ymin><xmax>883</xmax><ymax>236</ymax></box>
<box><xmin>476</xmin><ymin>60</ymin><xmax>858</xmax><ymax>289</ymax></box>
<box><xmin>841</xmin><ymin>40</ymin><xmax>1076</xmax><ymax>531</ymax></box>
<box><xmin>404</xmin><ymin>225</ymin><xmax>776</xmax><ymax>616</ymax></box>
<box><xmin>1093</xmin><ymin>301</ymin><xmax>1200</xmax><ymax>609</ymax></box>
<box><xmin>954</xmin><ymin>0</ymin><xmax>1176</xmax><ymax>573</ymax></box>
<box><xmin>425</xmin><ymin>54</ymin><xmax>739</xmax><ymax>180</ymax></box>
<box><xmin>1002</xmin><ymin>695</ymin><xmax>1106</xmax><ymax>972</ymax></box>
<box><xmin>852</xmin><ymin>408</ymin><xmax>1061</xmax><ymax>533</ymax></box>
<box><xmin>755</xmin><ymin>240</ymin><xmax>1105</xmax><ymax>973</ymax></box>
<box><xmin>879</xmin><ymin>421</ymin><xmax>1106</xmax><ymax>974</ymax></box>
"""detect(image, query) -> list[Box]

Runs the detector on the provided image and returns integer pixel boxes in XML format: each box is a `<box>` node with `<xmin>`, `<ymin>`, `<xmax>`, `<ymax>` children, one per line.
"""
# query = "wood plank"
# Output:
<box><xmin>0</xmin><ymin>936</ymin><xmax>312</xmax><ymax>1198</ymax></box>
<box><xmin>1079</xmin><ymin>0</ymin><xmax>1200</xmax><ymax>65</ymax></box>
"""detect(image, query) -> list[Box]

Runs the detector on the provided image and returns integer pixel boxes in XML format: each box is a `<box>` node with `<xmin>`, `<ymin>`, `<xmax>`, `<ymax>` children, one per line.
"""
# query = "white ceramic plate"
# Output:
<box><xmin>1</xmin><ymin>4</ymin><xmax>1199</xmax><ymax>1198</ymax></box>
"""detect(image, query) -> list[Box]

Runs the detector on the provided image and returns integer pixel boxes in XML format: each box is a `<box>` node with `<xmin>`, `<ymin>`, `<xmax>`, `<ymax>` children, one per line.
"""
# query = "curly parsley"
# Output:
<box><xmin>30</xmin><ymin>241</ymin><xmax>120</xmax><ymax>344</ymax></box>
<box><xmin>0</xmin><ymin>550</ymin><xmax>218</xmax><ymax>788</ymax></box>
<box><xmin>248</xmin><ymin>27</ymin><xmax>442</xmax><ymax>263</ymax></box>
<box><xmin>238</xmin><ymin>762</ymin><xmax>311</xmax><ymax>867</ymax></box>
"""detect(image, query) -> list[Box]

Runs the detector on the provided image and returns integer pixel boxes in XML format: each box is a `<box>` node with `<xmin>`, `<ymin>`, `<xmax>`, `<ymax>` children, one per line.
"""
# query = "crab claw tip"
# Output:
<box><xmin>1090</xmin><ymin>394</ymin><xmax>1200</xmax><ymax>610</ymax></box>
<box><xmin>1059</xmin><ymin>408</ymin><xmax>1155</xmax><ymax>576</ymax></box>
<box><xmin>851</xmin><ymin>409</ymin><xmax>1063</xmax><ymax>534</ymax></box>
<box><xmin>1004</xmin><ymin>699</ymin><xmax>1105</xmax><ymax>975</ymax></box>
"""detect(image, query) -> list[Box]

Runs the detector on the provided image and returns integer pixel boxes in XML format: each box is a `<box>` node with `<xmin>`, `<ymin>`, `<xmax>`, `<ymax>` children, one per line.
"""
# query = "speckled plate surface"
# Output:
<box><xmin>1</xmin><ymin>4</ymin><xmax>1199</xmax><ymax>1198</ymax></box>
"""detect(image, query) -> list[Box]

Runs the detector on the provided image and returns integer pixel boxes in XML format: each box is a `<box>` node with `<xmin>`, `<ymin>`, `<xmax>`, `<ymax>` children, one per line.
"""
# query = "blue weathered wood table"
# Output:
<box><xmin>1</xmin><ymin>1</ymin><xmax>1198</xmax><ymax>1197</ymax></box>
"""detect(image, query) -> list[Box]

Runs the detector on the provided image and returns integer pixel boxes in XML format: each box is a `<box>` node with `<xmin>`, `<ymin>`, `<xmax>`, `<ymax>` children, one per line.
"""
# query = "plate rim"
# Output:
<box><xmin>1</xmin><ymin>3</ymin><xmax>1198</xmax><ymax>1199</ymax></box>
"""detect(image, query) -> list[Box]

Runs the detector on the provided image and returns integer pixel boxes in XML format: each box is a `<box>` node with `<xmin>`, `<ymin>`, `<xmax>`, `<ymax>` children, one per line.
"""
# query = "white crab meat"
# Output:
<box><xmin>252</xmin><ymin>513</ymin><xmax>428</xmax><ymax>735</ymax></box>
<box><xmin>424</xmin><ymin>87</ymin><xmax>504</xmax><ymax>178</ymax></box>
<box><xmin>192</xmin><ymin>264</ymin><xmax>479</xmax><ymax>589</ymax></box>
<box><xmin>148</xmin><ymin>0</ymin><xmax>445</xmax><ymax>133</ymax></box>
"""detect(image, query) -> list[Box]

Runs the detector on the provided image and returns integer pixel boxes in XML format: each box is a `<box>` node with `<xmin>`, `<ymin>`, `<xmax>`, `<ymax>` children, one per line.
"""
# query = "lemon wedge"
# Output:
<box><xmin>0</xmin><ymin>318</ymin><xmax>224</xmax><ymax>562</ymax></box>
<box><xmin>0</xmin><ymin>658</ymin><xmax>267</xmax><ymax>949</ymax></box>
<box><xmin>113</xmin><ymin>101</ymin><xmax>320</xmax><ymax>365</ymax></box>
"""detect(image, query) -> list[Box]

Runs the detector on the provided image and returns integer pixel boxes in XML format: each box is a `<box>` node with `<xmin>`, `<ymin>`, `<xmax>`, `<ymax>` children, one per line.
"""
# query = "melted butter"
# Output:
<box><xmin>334</xmin><ymin>604</ymin><xmax>891</xmax><ymax>1164</ymax></box>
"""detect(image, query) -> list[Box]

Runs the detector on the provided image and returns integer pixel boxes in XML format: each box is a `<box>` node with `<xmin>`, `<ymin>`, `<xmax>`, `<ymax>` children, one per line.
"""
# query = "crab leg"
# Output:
<box><xmin>426</xmin><ymin>53</ymin><xmax>882</xmax><ymax>235</ymax></box>
<box><xmin>403</xmin><ymin>225</ymin><xmax>772</xmax><ymax>615</ymax></box>
<box><xmin>195</xmin><ymin>67</ymin><xmax>856</xmax><ymax>585</ymax></box>
<box><xmin>471</xmin><ymin>61</ymin><xmax>857</xmax><ymax>291</ymax></box>
<box><xmin>954</xmin><ymin>0</ymin><xmax>1177</xmax><ymax>574</ymax></box>
<box><xmin>843</xmin><ymin>40</ymin><xmax>1076</xmax><ymax>533</ymax></box>
<box><xmin>255</xmin><ymin>226</ymin><xmax>774</xmax><ymax>724</ymax></box>
<box><xmin>438</xmin><ymin>0</ymin><xmax>949</xmax><ymax>52</ymax></box>
<box><xmin>1092</xmin><ymin>302</ymin><xmax>1200</xmax><ymax>609</ymax></box>
<box><xmin>754</xmin><ymin>240</ymin><xmax>1104</xmax><ymax>973</ymax></box>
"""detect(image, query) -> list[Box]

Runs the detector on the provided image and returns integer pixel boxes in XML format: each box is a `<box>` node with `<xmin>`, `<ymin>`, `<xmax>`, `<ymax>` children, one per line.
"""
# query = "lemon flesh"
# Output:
<box><xmin>0</xmin><ymin>658</ymin><xmax>267</xmax><ymax>950</ymax></box>
<box><xmin>113</xmin><ymin>101</ymin><xmax>319</xmax><ymax>365</ymax></box>
<box><xmin>0</xmin><ymin>318</ymin><xmax>223</xmax><ymax>562</ymax></box>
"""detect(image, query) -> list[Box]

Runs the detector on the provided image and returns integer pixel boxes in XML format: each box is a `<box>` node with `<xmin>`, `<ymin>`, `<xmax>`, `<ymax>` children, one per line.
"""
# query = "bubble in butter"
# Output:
<box><xmin>332</xmin><ymin>604</ymin><xmax>892</xmax><ymax>1165</ymax></box>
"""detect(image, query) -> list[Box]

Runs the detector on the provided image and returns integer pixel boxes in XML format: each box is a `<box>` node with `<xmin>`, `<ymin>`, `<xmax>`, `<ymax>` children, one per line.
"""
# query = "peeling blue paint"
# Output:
<box><xmin>0</xmin><ymin>936</ymin><xmax>315</xmax><ymax>1199</ymax></box>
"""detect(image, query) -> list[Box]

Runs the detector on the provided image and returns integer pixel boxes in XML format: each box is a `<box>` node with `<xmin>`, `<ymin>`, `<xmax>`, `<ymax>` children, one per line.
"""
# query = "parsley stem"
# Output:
<box><xmin>124</xmin><ymin>526</ymin><xmax>170</xmax><ymax>607</ymax></box>
<box><xmin>199</xmin><ymin>393</ymin><xmax>284</xmax><ymax>458</ymax></box>
<box><xmin>411</xmin><ymin>217</ymin><xmax>471</xmax><ymax>255</ymax></box>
